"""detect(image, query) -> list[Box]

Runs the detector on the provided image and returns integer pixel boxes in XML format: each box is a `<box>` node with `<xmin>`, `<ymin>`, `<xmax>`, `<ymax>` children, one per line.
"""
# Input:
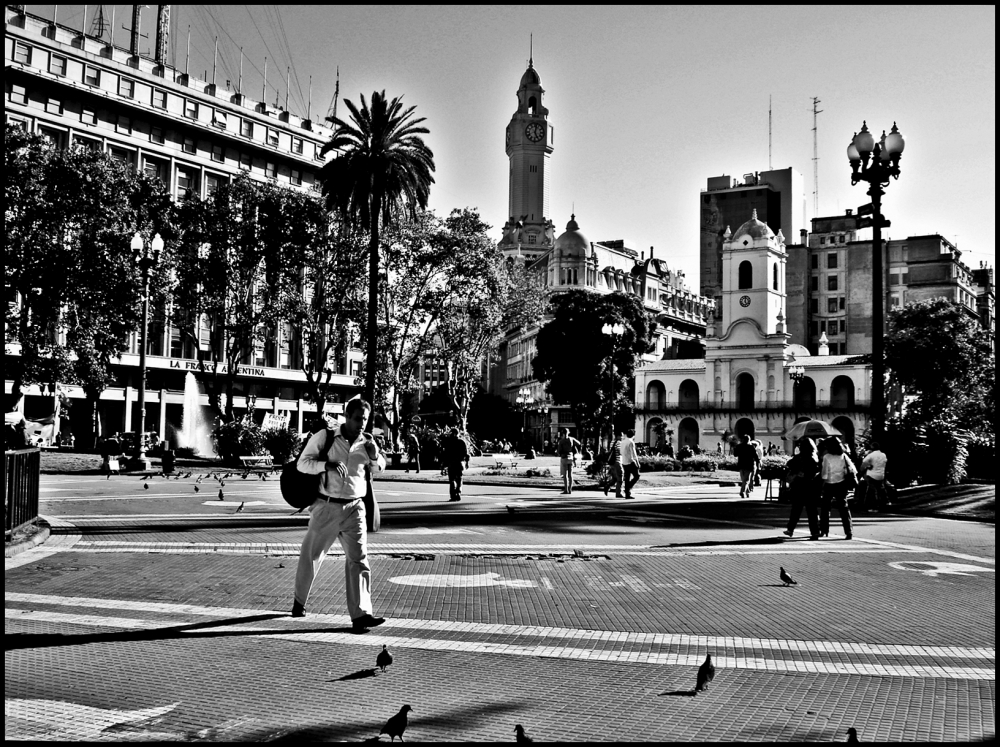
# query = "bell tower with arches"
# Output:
<box><xmin>498</xmin><ymin>53</ymin><xmax>555</xmax><ymax>261</ymax></box>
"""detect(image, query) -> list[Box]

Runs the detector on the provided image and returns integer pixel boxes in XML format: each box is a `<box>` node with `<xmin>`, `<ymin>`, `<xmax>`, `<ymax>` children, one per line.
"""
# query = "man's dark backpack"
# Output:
<box><xmin>280</xmin><ymin>428</ymin><xmax>334</xmax><ymax>510</ymax></box>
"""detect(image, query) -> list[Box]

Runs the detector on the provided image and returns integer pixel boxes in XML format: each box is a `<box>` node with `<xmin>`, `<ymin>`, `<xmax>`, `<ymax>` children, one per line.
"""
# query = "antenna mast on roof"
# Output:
<box><xmin>529</xmin><ymin>33</ymin><xmax>533</xmax><ymax>66</ymax></box>
<box><xmin>89</xmin><ymin>5</ymin><xmax>110</xmax><ymax>40</ymax></box>
<box><xmin>811</xmin><ymin>96</ymin><xmax>822</xmax><ymax>216</ymax></box>
<box><xmin>327</xmin><ymin>66</ymin><xmax>340</xmax><ymax>123</ymax></box>
<box><xmin>768</xmin><ymin>94</ymin><xmax>772</xmax><ymax>170</ymax></box>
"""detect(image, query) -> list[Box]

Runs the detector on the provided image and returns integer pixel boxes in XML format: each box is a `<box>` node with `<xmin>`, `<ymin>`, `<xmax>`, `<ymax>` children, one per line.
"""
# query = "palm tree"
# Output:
<box><xmin>319</xmin><ymin>91</ymin><xmax>435</xmax><ymax>409</ymax></box>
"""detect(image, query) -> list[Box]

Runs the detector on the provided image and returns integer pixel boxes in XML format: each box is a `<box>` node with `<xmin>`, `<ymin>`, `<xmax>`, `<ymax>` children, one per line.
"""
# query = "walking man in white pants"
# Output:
<box><xmin>292</xmin><ymin>398</ymin><xmax>387</xmax><ymax>632</ymax></box>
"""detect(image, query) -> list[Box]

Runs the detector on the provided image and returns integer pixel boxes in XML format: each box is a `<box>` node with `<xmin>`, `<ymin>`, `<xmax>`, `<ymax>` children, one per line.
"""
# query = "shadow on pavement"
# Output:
<box><xmin>659</xmin><ymin>690</ymin><xmax>697</xmax><ymax>697</ymax></box>
<box><xmin>652</xmin><ymin>536</ymin><xmax>786</xmax><ymax>548</ymax></box>
<box><xmin>331</xmin><ymin>668</ymin><xmax>378</xmax><ymax>682</ymax></box>
<box><xmin>2</xmin><ymin>613</ymin><xmax>366</xmax><ymax>652</ymax></box>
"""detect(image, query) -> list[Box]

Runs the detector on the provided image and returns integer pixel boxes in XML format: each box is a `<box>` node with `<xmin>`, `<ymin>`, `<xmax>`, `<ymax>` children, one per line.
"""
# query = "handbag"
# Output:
<box><xmin>842</xmin><ymin>454</ymin><xmax>858</xmax><ymax>490</ymax></box>
<box><xmin>364</xmin><ymin>470</ymin><xmax>381</xmax><ymax>533</ymax></box>
<box><xmin>279</xmin><ymin>428</ymin><xmax>334</xmax><ymax>510</ymax></box>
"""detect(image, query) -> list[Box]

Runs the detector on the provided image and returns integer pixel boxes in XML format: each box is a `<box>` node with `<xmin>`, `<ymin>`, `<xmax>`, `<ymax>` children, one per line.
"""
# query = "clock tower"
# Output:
<box><xmin>498</xmin><ymin>57</ymin><xmax>555</xmax><ymax>261</ymax></box>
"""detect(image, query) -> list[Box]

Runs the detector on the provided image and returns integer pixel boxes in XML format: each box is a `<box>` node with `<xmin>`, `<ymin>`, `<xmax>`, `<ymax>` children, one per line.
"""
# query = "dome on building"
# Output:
<box><xmin>520</xmin><ymin>62</ymin><xmax>541</xmax><ymax>87</ymax></box>
<box><xmin>731</xmin><ymin>209</ymin><xmax>775</xmax><ymax>242</ymax></box>
<box><xmin>554</xmin><ymin>214</ymin><xmax>589</xmax><ymax>257</ymax></box>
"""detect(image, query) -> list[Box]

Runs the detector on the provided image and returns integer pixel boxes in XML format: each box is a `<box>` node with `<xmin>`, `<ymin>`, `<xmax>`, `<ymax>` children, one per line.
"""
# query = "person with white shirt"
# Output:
<box><xmin>619</xmin><ymin>429</ymin><xmax>640</xmax><ymax>499</ymax></box>
<box><xmin>819</xmin><ymin>437</ymin><xmax>857</xmax><ymax>539</ymax></box>
<box><xmin>861</xmin><ymin>441</ymin><xmax>889</xmax><ymax>512</ymax></box>
<box><xmin>292</xmin><ymin>398</ymin><xmax>387</xmax><ymax>631</ymax></box>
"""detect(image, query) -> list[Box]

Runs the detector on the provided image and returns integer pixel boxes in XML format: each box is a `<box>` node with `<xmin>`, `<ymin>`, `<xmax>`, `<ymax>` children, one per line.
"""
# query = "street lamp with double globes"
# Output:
<box><xmin>129</xmin><ymin>231</ymin><xmax>164</xmax><ymax>470</ymax></box>
<box><xmin>601</xmin><ymin>322</ymin><xmax>626</xmax><ymax>445</ymax></box>
<box><xmin>515</xmin><ymin>387</ymin><xmax>533</xmax><ymax>450</ymax></box>
<box><xmin>847</xmin><ymin>121</ymin><xmax>905</xmax><ymax>443</ymax></box>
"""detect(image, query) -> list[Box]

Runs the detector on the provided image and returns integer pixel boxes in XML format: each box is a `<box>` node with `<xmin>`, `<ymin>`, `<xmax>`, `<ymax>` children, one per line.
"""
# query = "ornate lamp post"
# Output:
<box><xmin>601</xmin><ymin>322</ymin><xmax>625</xmax><ymax>444</ymax></box>
<box><xmin>129</xmin><ymin>231</ymin><xmax>164</xmax><ymax>471</ymax></box>
<box><xmin>515</xmin><ymin>387</ymin><xmax>533</xmax><ymax>450</ymax></box>
<box><xmin>847</xmin><ymin>121</ymin><xmax>905</xmax><ymax>443</ymax></box>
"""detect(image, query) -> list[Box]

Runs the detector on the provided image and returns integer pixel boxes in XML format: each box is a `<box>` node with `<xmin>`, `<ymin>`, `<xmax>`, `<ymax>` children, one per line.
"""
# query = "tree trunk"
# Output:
<box><xmin>363</xmin><ymin>193</ymin><xmax>382</xmax><ymax>431</ymax></box>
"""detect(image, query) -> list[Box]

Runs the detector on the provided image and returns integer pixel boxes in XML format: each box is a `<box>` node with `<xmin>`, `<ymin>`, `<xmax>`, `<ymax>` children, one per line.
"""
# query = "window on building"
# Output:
<box><xmin>810</xmin><ymin>275</ymin><xmax>819</xmax><ymax>292</ymax></box>
<box><xmin>205</xmin><ymin>173</ymin><xmax>226</xmax><ymax>196</ymax></box>
<box><xmin>828</xmin><ymin>298</ymin><xmax>838</xmax><ymax>313</ymax></box>
<box><xmin>839</xmin><ymin>296</ymin><xmax>846</xmax><ymax>310</ymax></box>
<box><xmin>292</xmin><ymin>137</ymin><xmax>303</xmax><ymax>154</ymax></box>
<box><xmin>828</xmin><ymin>275</ymin><xmax>838</xmax><ymax>291</ymax></box>
<box><xmin>240</xmin><ymin>118</ymin><xmax>252</xmax><ymax>138</ymax></box>
<box><xmin>8</xmin><ymin>83</ymin><xmax>28</xmax><ymax>105</ymax></box>
<box><xmin>528</xmin><ymin>233</ymin><xmax>536</xmax><ymax>244</ymax></box>
<box><xmin>37</xmin><ymin>125</ymin><xmax>66</xmax><ymax>149</ymax></box>
<box><xmin>149</xmin><ymin>126</ymin><xmax>164</xmax><ymax>145</ymax></box>
<box><xmin>115</xmin><ymin>115</ymin><xmax>131</xmax><ymax>135</ymax></box>
<box><xmin>118</xmin><ymin>78</ymin><xmax>135</xmax><ymax>98</ymax></box>
<box><xmin>73</xmin><ymin>135</ymin><xmax>101</xmax><ymax>152</ymax></box>
<box><xmin>266</xmin><ymin>129</ymin><xmax>279</xmax><ymax>147</ymax></box>
<box><xmin>350</xmin><ymin>360</ymin><xmax>363</xmax><ymax>378</ymax></box>
<box><xmin>827</xmin><ymin>252</ymin><xmax>838</xmax><ymax>269</ymax></box>
<box><xmin>13</xmin><ymin>42</ymin><xmax>32</xmax><ymax>64</ymax></box>
<box><xmin>176</xmin><ymin>167</ymin><xmax>198</xmax><ymax>200</ymax></box>
<box><xmin>819</xmin><ymin>236</ymin><xmax>826</xmax><ymax>245</ymax></box>
<box><xmin>901</xmin><ymin>269</ymin><xmax>909</xmax><ymax>284</ymax></box>
<box><xmin>838</xmin><ymin>234</ymin><xmax>845</xmax><ymax>244</ymax></box>
<box><xmin>80</xmin><ymin>107</ymin><xmax>97</xmax><ymax>125</ymax></box>
<box><xmin>239</xmin><ymin>153</ymin><xmax>252</xmax><ymax>171</ymax></box>
<box><xmin>265</xmin><ymin>161</ymin><xmax>277</xmax><ymax>178</ymax></box>
<box><xmin>840</xmin><ymin>319</ymin><xmax>846</xmax><ymax>333</ymax></box>
<box><xmin>773</xmin><ymin>263</ymin><xmax>779</xmax><ymax>290</ymax></box>
<box><xmin>811</xmin><ymin>254</ymin><xmax>818</xmax><ymax>269</ymax></box>
<box><xmin>109</xmin><ymin>146</ymin><xmax>135</xmax><ymax>167</ymax></box>
<box><xmin>143</xmin><ymin>156</ymin><xmax>167</xmax><ymax>184</ymax></box>
<box><xmin>212</xmin><ymin>110</ymin><xmax>227</xmax><ymax>130</ymax></box>
<box><xmin>290</xmin><ymin>168</ymin><xmax>301</xmax><ymax>186</ymax></box>
<box><xmin>211</xmin><ymin>144</ymin><xmax>224</xmax><ymax>163</ymax></box>
<box><xmin>889</xmin><ymin>270</ymin><xmax>899</xmax><ymax>286</ymax></box>
<box><xmin>809</xmin><ymin>298</ymin><xmax>818</xmax><ymax>314</ymax></box>
<box><xmin>45</xmin><ymin>97</ymin><xmax>63</xmax><ymax>115</ymax></box>
<box><xmin>738</xmin><ymin>260</ymin><xmax>753</xmax><ymax>289</ymax></box>
<box><xmin>182</xmin><ymin>137</ymin><xmax>196</xmax><ymax>154</ymax></box>
<box><xmin>49</xmin><ymin>54</ymin><xmax>67</xmax><ymax>76</ymax></box>
<box><xmin>184</xmin><ymin>99</ymin><xmax>198</xmax><ymax>119</ymax></box>
<box><xmin>84</xmin><ymin>65</ymin><xmax>100</xmax><ymax>86</ymax></box>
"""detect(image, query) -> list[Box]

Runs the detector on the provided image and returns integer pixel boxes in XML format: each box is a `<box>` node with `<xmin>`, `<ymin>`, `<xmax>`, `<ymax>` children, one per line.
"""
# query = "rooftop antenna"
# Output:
<box><xmin>82</xmin><ymin>5</ymin><xmax>86</xmax><ymax>33</ymax></box>
<box><xmin>212</xmin><ymin>36</ymin><xmax>218</xmax><ymax>87</ymax></box>
<box><xmin>89</xmin><ymin>5</ymin><xmax>110</xmax><ymax>40</ymax></box>
<box><xmin>154</xmin><ymin>4</ymin><xmax>169</xmax><ymax>65</ymax></box>
<box><xmin>262</xmin><ymin>56</ymin><xmax>267</xmax><ymax>105</ymax></box>
<box><xmin>109</xmin><ymin>5</ymin><xmax>116</xmax><ymax>47</ymax></box>
<box><xmin>127</xmin><ymin>4</ymin><xmax>148</xmax><ymax>57</ymax></box>
<box><xmin>768</xmin><ymin>94</ymin><xmax>772</xmax><ymax>170</ymax></box>
<box><xmin>811</xmin><ymin>96</ymin><xmax>823</xmax><ymax>217</ymax></box>
<box><xmin>52</xmin><ymin>4</ymin><xmax>57</xmax><ymax>24</ymax></box>
<box><xmin>529</xmin><ymin>33</ymin><xmax>533</xmax><ymax>66</ymax></box>
<box><xmin>307</xmin><ymin>75</ymin><xmax>312</xmax><ymax>121</ymax></box>
<box><xmin>238</xmin><ymin>47</ymin><xmax>243</xmax><ymax>93</ymax></box>
<box><xmin>285</xmin><ymin>66</ymin><xmax>290</xmax><ymax>110</ymax></box>
<box><xmin>184</xmin><ymin>25</ymin><xmax>190</xmax><ymax>76</ymax></box>
<box><xmin>326</xmin><ymin>66</ymin><xmax>340</xmax><ymax>123</ymax></box>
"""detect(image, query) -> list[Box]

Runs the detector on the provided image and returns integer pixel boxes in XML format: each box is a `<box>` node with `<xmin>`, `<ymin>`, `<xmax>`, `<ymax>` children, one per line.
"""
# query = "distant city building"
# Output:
<box><xmin>3</xmin><ymin>6</ymin><xmax>361</xmax><ymax>442</ymax></box>
<box><xmin>784</xmin><ymin>209</ymin><xmax>988</xmax><ymax>355</ymax></box>
<box><xmin>637</xmin><ymin>210</ymin><xmax>871</xmax><ymax>452</ymax></box>
<box><xmin>700</xmin><ymin>168</ymin><xmax>806</xmax><ymax>319</ymax></box>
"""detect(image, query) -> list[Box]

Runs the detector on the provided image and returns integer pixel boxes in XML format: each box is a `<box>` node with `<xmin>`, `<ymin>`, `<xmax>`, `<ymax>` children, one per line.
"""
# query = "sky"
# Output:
<box><xmin>49</xmin><ymin>5</ymin><xmax>997</xmax><ymax>285</ymax></box>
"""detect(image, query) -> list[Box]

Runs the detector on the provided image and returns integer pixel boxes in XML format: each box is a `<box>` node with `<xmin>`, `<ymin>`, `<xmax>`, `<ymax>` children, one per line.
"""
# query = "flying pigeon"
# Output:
<box><xmin>376</xmin><ymin>644</ymin><xmax>393</xmax><ymax>673</ymax></box>
<box><xmin>235</xmin><ymin>501</ymin><xmax>245</xmax><ymax>513</ymax></box>
<box><xmin>219</xmin><ymin>481</ymin><xmax>226</xmax><ymax>488</ymax></box>
<box><xmin>184</xmin><ymin>472</ymin><xmax>192</xmax><ymax>478</ymax></box>
<box><xmin>514</xmin><ymin>724</ymin><xmax>533</xmax><ymax>743</ymax></box>
<box><xmin>780</xmin><ymin>567</ymin><xmax>797</xmax><ymax>586</ymax></box>
<box><xmin>380</xmin><ymin>704</ymin><xmax>412</xmax><ymax>743</ymax></box>
<box><xmin>695</xmin><ymin>653</ymin><xmax>715</xmax><ymax>692</ymax></box>
<box><xmin>218</xmin><ymin>489</ymin><xmax>224</xmax><ymax>501</ymax></box>
<box><xmin>847</xmin><ymin>727</ymin><xmax>859</xmax><ymax>743</ymax></box>
<box><xmin>223</xmin><ymin>473</ymin><xmax>232</xmax><ymax>479</ymax></box>
<box><xmin>143</xmin><ymin>483</ymin><xmax>149</xmax><ymax>490</ymax></box>
<box><xmin>194</xmin><ymin>485</ymin><xmax>200</xmax><ymax>493</ymax></box>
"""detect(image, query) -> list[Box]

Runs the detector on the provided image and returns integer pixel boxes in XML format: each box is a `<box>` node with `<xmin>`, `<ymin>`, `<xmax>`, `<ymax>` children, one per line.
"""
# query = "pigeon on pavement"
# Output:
<box><xmin>143</xmin><ymin>483</ymin><xmax>149</xmax><ymax>490</ymax></box>
<box><xmin>380</xmin><ymin>704</ymin><xmax>412</xmax><ymax>742</ymax></box>
<box><xmin>194</xmin><ymin>485</ymin><xmax>200</xmax><ymax>493</ymax></box>
<box><xmin>235</xmin><ymin>501</ymin><xmax>245</xmax><ymax>513</ymax></box>
<box><xmin>376</xmin><ymin>644</ymin><xmax>393</xmax><ymax>672</ymax></box>
<box><xmin>695</xmin><ymin>653</ymin><xmax>715</xmax><ymax>692</ymax></box>
<box><xmin>780</xmin><ymin>567</ymin><xmax>797</xmax><ymax>586</ymax></box>
<box><xmin>514</xmin><ymin>724</ymin><xmax>533</xmax><ymax>743</ymax></box>
<box><xmin>847</xmin><ymin>727</ymin><xmax>859</xmax><ymax>743</ymax></box>
<box><xmin>218</xmin><ymin>489</ymin><xmax>224</xmax><ymax>501</ymax></box>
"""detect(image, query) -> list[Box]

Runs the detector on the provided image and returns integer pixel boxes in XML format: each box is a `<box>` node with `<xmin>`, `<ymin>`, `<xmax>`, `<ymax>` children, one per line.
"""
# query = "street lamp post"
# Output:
<box><xmin>601</xmin><ymin>322</ymin><xmax>625</xmax><ymax>445</ymax></box>
<box><xmin>516</xmin><ymin>387</ymin><xmax>533</xmax><ymax>450</ymax></box>
<box><xmin>847</xmin><ymin>121</ymin><xmax>905</xmax><ymax>444</ymax></box>
<box><xmin>129</xmin><ymin>232</ymin><xmax>164</xmax><ymax>471</ymax></box>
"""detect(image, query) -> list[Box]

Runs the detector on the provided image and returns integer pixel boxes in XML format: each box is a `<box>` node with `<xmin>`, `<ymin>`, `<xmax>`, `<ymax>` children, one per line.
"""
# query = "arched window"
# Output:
<box><xmin>678</xmin><ymin>379</ymin><xmax>699</xmax><ymax>407</ymax></box>
<box><xmin>831</xmin><ymin>375</ymin><xmax>855</xmax><ymax>408</ymax></box>
<box><xmin>646</xmin><ymin>380</ymin><xmax>666</xmax><ymax>410</ymax></box>
<box><xmin>793</xmin><ymin>377</ymin><xmax>817</xmax><ymax>409</ymax></box>
<box><xmin>678</xmin><ymin>417</ymin><xmax>700</xmax><ymax>449</ymax></box>
<box><xmin>736</xmin><ymin>372</ymin><xmax>755</xmax><ymax>410</ymax></box>
<box><xmin>773</xmin><ymin>263</ymin><xmax>779</xmax><ymax>290</ymax></box>
<box><xmin>528</xmin><ymin>96</ymin><xmax>537</xmax><ymax>114</ymax></box>
<box><xmin>738</xmin><ymin>260</ymin><xmax>753</xmax><ymax>289</ymax></box>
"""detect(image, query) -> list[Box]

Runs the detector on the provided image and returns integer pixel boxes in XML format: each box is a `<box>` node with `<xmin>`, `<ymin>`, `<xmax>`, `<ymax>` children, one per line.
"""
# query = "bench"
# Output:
<box><xmin>493</xmin><ymin>455</ymin><xmax>519</xmax><ymax>471</ymax></box>
<box><xmin>239</xmin><ymin>455</ymin><xmax>274</xmax><ymax>470</ymax></box>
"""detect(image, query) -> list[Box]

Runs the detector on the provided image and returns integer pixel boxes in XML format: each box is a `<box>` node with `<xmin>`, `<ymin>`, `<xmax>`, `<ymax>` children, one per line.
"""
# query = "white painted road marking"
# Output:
<box><xmin>889</xmin><ymin>561</ymin><xmax>996</xmax><ymax>577</ymax></box>
<box><xmin>4</xmin><ymin>595</ymin><xmax>994</xmax><ymax>680</ymax></box>
<box><xmin>4</xmin><ymin>698</ymin><xmax>180</xmax><ymax>741</ymax></box>
<box><xmin>389</xmin><ymin>572</ymin><xmax>537</xmax><ymax>588</ymax></box>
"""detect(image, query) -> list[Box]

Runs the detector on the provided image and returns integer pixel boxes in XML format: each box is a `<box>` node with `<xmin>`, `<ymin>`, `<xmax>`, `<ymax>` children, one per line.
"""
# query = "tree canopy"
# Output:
<box><xmin>532</xmin><ymin>290</ymin><xmax>657</xmax><ymax>442</ymax></box>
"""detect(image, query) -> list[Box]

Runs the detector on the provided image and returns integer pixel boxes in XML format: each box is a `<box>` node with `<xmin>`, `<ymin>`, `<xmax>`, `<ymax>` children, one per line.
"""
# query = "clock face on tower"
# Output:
<box><xmin>740</xmin><ymin>295</ymin><xmax>751</xmax><ymax>308</ymax></box>
<box><xmin>525</xmin><ymin>122</ymin><xmax>545</xmax><ymax>142</ymax></box>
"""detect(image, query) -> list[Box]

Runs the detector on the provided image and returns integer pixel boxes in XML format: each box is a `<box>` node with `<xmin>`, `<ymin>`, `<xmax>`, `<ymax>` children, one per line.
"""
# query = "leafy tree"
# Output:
<box><xmin>4</xmin><ymin>125</ymin><xmax>174</xmax><ymax>446</ymax></box>
<box><xmin>532</xmin><ymin>290</ymin><xmax>657</xmax><ymax>446</ymax></box>
<box><xmin>172</xmin><ymin>173</ymin><xmax>311</xmax><ymax>421</ymax></box>
<box><xmin>884</xmin><ymin>298</ymin><xmax>995</xmax><ymax>484</ymax></box>
<box><xmin>320</xmin><ymin>91</ymin><xmax>436</xmax><ymax>412</ymax></box>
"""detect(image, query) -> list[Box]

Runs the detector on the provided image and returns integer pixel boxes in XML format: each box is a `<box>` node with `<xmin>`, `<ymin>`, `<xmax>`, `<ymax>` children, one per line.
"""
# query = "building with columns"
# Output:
<box><xmin>636</xmin><ymin>211</ymin><xmax>871</xmax><ymax>452</ymax></box>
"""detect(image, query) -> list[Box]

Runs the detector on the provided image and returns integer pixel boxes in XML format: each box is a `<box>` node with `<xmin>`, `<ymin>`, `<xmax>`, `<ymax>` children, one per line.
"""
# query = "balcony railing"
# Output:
<box><xmin>636</xmin><ymin>399</ymin><xmax>870</xmax><ymax>414</ymax></box>
<box><xmin>5</xmin><ymin>447</ymin><xmax>40</xmax><ymax>539</ymax></box>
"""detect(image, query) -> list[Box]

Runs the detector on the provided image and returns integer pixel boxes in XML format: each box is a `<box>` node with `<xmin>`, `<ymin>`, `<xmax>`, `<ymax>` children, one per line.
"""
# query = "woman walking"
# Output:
<box><xmin>783</xmin><ymin>438</ymin><xmax>821</xmax><ymax>540</ymax></box>
<box><xmin>819</xmin><ymin>437</ymin><xmax>858</xmax><ymax>539</ymax></box>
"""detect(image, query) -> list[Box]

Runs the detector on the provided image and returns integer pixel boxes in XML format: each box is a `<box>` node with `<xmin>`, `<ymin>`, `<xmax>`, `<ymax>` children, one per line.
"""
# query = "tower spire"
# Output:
<box><xmin>529</xmin><ymin>33</ymin><xmax>533</xmax><ymax>66</ymax></box>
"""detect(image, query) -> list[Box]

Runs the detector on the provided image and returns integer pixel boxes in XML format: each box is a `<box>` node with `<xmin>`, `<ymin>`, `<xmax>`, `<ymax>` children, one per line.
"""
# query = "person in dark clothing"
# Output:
<box><xmin>443</xmin><ymin>428</ymin><xmax>470</xmax><ymax>501</ymax></box>
<box><xmin>783</xmin><ymin>437</ymin><xmax>821</xmax><ymax>540</ymax></box>
<box><xmin>735</xmin><ymin>435</ymin><xmax>759</xmax><ymax>498</ymax></box>
<box><xmin>404</xmin><ymin>431</ymin><xmax>421</xmax><ymax>474</ymax></box>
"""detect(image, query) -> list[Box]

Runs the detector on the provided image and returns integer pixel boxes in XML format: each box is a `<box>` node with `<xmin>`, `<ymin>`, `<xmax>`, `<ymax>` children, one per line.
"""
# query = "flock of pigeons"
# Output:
<box><xmin>137</xmin><ymin>470</ymin><xmax>272</xmax><ymax>512</ymax></box>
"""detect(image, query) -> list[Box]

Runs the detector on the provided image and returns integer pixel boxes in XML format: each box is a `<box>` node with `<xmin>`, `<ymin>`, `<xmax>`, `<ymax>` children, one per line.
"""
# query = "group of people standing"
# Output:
<box><xmin>782</xmin><ymin>437</ymin><xmax>890</xmax><ymax>540</ymax></box>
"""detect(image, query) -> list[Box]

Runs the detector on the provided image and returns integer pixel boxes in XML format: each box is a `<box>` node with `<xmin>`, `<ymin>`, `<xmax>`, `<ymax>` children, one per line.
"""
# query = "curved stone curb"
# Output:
<box><xmin>4</xmin><ymin>520</ymin><xmax>51</xmax><ymax>557</ymax></box>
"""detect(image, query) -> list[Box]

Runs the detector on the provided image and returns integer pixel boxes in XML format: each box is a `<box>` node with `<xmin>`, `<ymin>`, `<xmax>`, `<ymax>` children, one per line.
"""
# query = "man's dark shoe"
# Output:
<box><xmin>352</xmin><ymin>614</ymin><xmax>386</xmax><ymax>632</ymax></box>
<box><xmin>291</xmin><ymin>600</ymin><xmax>306</xmax><ymax>618</ymax></box>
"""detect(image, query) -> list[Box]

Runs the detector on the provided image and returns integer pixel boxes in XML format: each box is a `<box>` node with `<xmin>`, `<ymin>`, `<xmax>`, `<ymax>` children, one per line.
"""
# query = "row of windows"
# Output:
<box><xmin>11</xmin><ymin>40</ymin><xmax>315</xmax><ymax>159</ymax></box>
<box><xmin>809</xmin><ymin>252</ymin><xmax>840</xmax><ymax>270</ymax></box>
<box><xmin>809</xmin><ymin>296</ymin><xmax>846</xmax><ymax>314</ymax></box>
<box><xmin>736</xmin><ymin>261</ymin><xmax>781</xmax><ymax>291</ymax></box>
<box><xmin>818</xmin><ymin>234</ymin><xmax>849</xmax><ymax>246</ymax></box>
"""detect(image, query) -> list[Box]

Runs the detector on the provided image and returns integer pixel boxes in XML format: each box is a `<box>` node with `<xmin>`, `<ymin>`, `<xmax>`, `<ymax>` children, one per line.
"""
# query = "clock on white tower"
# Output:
<box><xmin>525</xmin><ymin>122</ymin><xmax>545</xmax><ymax>143</ymax></box>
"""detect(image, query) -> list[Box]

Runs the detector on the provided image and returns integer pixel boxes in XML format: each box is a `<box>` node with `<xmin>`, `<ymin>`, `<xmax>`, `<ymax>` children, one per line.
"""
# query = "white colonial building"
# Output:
<box><xmin>635</xmin><ymin>211</ymin><xmax>872</xmax><ymax>453</ymax></box>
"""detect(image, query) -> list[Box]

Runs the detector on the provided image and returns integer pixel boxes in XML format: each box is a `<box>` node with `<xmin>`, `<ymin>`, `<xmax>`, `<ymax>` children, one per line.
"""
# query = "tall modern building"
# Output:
<box><xmin>4</xmin><ymin>5</ymin><xmax>363</xmax><ymax>444</ymax></box>
<box><xmin>700</xmin><ymin>167</ymin><xmax>806</xmax><ymax>322</ymax></box>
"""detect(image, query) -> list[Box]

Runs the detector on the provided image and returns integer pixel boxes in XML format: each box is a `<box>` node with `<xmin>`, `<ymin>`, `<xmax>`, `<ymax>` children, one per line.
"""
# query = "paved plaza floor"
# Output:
<box><xmin>5</xmin><ymin>468</ymin><xmax>995</xmax><ymax>742</ymax></box>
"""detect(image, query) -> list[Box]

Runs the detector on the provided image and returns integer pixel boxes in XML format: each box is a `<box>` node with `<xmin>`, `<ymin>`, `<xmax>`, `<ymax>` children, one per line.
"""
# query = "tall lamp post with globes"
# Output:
<box><xmin>129</xmin><ymin>231</ymin><xmax>164</xmax><ymax>471</ymax></box>
<box><xmin>515</xmin><ymin>387</ymin><xmax>533</xmax><ymax>451</ymax></box>
<box><xmin>847</xmin><ymin>121</ymin><xmax>905</xmax><ymax>443</ymax></box>
<box><xmin>601</xmin><ymin>322</ymin><xmax>625</xmax><ymax>446</ymax></box>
